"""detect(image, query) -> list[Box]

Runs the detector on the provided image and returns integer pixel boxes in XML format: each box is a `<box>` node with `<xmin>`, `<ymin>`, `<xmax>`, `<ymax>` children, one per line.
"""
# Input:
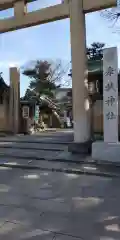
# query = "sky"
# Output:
<box><xmin>0</xmin><ymin>0</ymin><xmax>120</xmax><ymax>96</ymax></box>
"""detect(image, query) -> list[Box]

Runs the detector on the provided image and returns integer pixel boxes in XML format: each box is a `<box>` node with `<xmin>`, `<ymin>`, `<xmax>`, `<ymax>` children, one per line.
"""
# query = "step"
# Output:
<box><xmin>0</xmin><ymin>142</ymin><xmax>67</xmax><ymax>151</ymax></box>
<box><xmin>0</xmin><ymin>148</ymin><xmax>61</xmax><ymax>159</ymax></box>
<box><xmin>0</xmin><ymin>136</ymin><xmax>71</xmax><ymax>145</ymax></box>
<box><xmin>0</xmin><ymin>157</ymin><xmax>118</xmax><ymax>178</ymax></box>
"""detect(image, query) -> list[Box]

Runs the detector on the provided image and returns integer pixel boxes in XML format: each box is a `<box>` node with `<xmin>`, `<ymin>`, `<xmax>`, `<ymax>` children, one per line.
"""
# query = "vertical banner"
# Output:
<box><xmin>103</xmin><ymin>47</ymin><xmax>118</xmax><ymax>143</ymax></box>
<box><xmin>34</xmin><ymin>105</ymin><xmax>39</xmax><ymax>123</ymax></box>
<box><xmin>22</xmin><ymin>106</ymin><xmax>29</xmax><ymax>119</ymax></box>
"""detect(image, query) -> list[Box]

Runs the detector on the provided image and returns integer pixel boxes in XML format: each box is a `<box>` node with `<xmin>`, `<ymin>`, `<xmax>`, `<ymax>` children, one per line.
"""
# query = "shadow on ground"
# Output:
<box><xmin>0</xmin><ymin>166</ymin><xmax>119</xmax><ymax>239</ymax></box>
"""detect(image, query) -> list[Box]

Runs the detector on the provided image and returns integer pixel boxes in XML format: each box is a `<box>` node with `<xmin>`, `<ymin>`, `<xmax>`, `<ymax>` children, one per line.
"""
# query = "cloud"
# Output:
<box><xmin>0</xmin><ymin>60</ymin><xmax>26</xmax><ymax>69</ymax></box>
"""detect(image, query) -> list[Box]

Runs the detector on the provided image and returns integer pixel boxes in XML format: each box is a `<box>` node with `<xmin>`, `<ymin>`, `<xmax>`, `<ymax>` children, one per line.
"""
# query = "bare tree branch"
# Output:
<box><xmin>22</xmin><ymin>59</ymin><xmax>70</xmax><ymax>99</ymax></box>
<box><xmin>100</xmin><ymin>2</ymin><xmax>120</xmax><ymax>33</ymax></box>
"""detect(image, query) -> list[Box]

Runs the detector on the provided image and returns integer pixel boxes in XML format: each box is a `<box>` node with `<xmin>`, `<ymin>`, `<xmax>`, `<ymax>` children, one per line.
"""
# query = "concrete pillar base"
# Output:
<box><xmin>68</xmin><ymin>140</ymin><xmax>92</xmax><ymax>154</ymax></box>
<box><xmin>92</xmin><ymin>141</ymin><xmax>120</xmax><ymax>163</ymax></box>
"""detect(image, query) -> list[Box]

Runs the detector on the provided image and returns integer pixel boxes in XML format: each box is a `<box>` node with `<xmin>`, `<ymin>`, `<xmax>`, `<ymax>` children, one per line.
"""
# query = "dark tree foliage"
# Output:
<box><xmin>0</xmin><ymin>72</ymin><xmax>9</xmax><ymax>94</ymax></box>
<box><xmin>86</xmin><ymin>42</ymin><xmax>105</xmax><ymax>61</ymax></box>
<box><xmin>69</xmin><ymin>42</ymin><xmax>105</xmax><ymax>77</ymax></box>
<box><xmin>22</xmin><ymin>60</ymin><xmax>66</xmax><ymax>101</ymax></box>
<box><xmin>68</xmin><ymin>42</ymin><xmax>105</xmax><ymax>98</ymax></box>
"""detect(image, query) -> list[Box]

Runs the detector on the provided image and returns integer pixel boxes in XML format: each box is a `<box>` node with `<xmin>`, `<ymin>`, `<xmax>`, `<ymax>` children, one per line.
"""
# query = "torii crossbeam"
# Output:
<box><xmin>0</xmin><ymin>0</ymin><xmax>116</xmax><ymax>33</ymax></box>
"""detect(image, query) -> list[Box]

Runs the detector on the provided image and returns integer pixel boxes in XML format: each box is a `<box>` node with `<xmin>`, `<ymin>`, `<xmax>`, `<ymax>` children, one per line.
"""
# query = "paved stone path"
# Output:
<box><xmin>0</xmin><ymin>167</ymin><xmax>120</xmax><ymax>239</ymax></box>
<box><xmin>0</xmin><ymin>131</ymin><xmax>119</xmax><ymax>239</ymax></box>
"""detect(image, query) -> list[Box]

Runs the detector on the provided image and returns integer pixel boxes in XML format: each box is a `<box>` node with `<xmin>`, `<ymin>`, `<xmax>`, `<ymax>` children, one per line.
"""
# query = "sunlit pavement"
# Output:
<box><xmin>0</xmin><ymin>168</ymin><xmax>119</xmax><ymax>239</ymax></box>
<box><xmin>0</xmin><ymin>132</ymin><xmax>119</xmax><ymax>239</ymax></box>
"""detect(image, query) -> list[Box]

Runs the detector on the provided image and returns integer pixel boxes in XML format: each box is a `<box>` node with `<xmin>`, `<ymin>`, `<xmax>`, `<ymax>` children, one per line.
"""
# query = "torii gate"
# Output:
<box><xmin>1</xmin><ymin>0</ymin><xmax>116</xmax><ymax>150</ymax></box>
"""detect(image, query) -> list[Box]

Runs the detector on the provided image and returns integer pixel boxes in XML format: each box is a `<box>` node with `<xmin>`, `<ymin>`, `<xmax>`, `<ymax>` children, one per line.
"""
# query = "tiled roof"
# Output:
<box><xmin>87</xmin><ymin>60</ymin><xmax>103</xmax><ymax>73</ymax></box>
<box><xmin>0</xmin><ymin>77</ymin><xmax>9</xmax><ymax>95</ymax></box>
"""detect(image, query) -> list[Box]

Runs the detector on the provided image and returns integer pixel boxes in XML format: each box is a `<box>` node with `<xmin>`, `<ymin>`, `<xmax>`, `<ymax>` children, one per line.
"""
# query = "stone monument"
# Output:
<box><xmin>92</xmin><ymin>47</ymin><xmax>120</xmax><ymax>162</ymax></box>
<box><xmin>103</xmin><ymin>47</ymin><xmax>118</xmax><ymax>143</ymax></box>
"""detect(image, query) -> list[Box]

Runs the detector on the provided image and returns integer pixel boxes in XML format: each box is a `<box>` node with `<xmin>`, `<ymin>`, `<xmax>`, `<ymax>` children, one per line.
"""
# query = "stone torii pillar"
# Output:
<box><xmin>68</xmin><ymin>0</ymin><xmax>116</xmax><ymax>153</ymax></box>
<box><xmin>9</xmin><ymin>67</ymin><xmax>20</xmax><ymax>134</ymax></box>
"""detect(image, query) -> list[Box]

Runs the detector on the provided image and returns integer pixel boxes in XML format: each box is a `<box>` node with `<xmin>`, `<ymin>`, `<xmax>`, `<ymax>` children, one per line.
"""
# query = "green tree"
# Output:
<box><xmin>68</xmin><ymin>42</ymin><xmax>105</xmax><ymax>97</ymax></box>
<box><xmin>21</xmin><ymin>88</ymin><xmax>38</xmax><ymax>101</ymax></box>
<box><xmin>87</xmin><ymin>42</ymin><xmax>105</xmax><ymax>60</ymax></box>
<box><xmin>69</xmin><ymin>42</ymin><xmax>105</xmax><ymax>78</ymax></box>
<box><xmin>0</xmin><ymin>72</ymin><xmax>9</xmax><ymax>95</ymax></box>
<box><xmin>22</xmin><ymin>60</ymin><xmax>66</xmax><ymax>100</ymax></box>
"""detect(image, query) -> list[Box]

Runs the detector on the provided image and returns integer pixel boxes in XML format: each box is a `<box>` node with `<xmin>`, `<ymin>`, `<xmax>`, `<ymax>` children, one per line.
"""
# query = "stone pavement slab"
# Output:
<box><xmin>0</xmin><ymin>156</ymin><xmax>119</xmax><ymax>179</ymax></box>
<box><xmin>0</xmin><ymin>168</ymin><xmax>119</xmax><ymax>239</ymax></box>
